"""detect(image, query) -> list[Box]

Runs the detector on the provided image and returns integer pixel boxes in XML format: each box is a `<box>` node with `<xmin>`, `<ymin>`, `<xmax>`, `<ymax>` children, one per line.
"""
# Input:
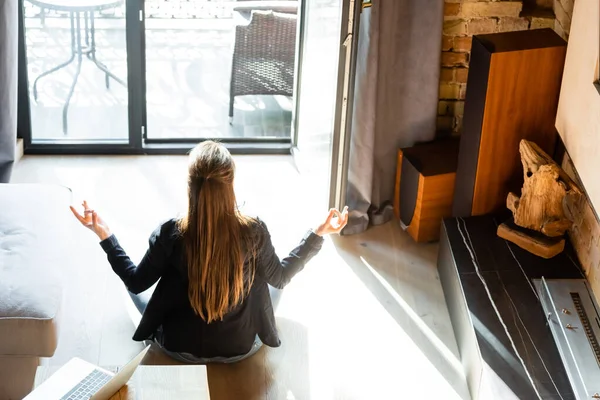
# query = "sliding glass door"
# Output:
<box><xmin>19</xmin><ymin>0</ymin><xmax>356</xmax><ymax>166</ymax></box>
<box><xmin>292</xmin><ymin>0</ymin><xmax>359</xmax><ymax>209</ymax></box>
<box><xmin>142</xmin><ymin>1</ymin><xmax>296</xmax><ymax>143</ymax></box>
<box><xmin>20</xmin><ymin>0</ymin><xmax>299</xmax><ymax>149</ymax></box>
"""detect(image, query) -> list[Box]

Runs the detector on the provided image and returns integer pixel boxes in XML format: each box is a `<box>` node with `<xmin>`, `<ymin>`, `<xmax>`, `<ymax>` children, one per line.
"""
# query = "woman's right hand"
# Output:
<box><xmin>314</xmin><ymin>207</ymin><xmax>349</xmax><ymax>236</ymax></box>
<box><xmin>70</xmin><ymin>200</ymin><xmax>112</xmax><ymax>241</ymax></box>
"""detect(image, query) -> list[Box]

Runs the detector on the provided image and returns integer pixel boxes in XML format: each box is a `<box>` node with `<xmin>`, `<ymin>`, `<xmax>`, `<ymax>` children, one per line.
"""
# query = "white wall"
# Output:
<box><xmin>556</xmin><ymin>0</ymin><xmax>600</xmax><ymax>209</ymax></box>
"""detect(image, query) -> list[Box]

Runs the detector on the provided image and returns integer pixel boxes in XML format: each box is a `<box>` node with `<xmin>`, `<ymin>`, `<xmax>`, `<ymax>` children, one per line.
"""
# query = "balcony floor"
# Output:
<box><xmin>25</xmin><ymin>19</ymin><xmax>292</xmax><ymax>142</ymax></box>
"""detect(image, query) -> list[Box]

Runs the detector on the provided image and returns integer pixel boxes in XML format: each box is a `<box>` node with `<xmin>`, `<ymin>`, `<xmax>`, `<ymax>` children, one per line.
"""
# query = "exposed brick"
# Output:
<box><xmin>531</xmin><ymin>16</ymin><xmax>556</xmax><ymax>30</ymax></box>
<box><xmin>537</xmin><ymin>0</ymin><xmax>554</xmax><ymax>9</ymax></box>
<box><xmin>557</xmin><ymin>0</ymin><xmax>574</xmax><ymax>17</ymax></box>
<box><xmin>460</xmin><ymin>2</ymin><xmax>522</xmax><ymax>18</ymax></box>
<box><xmin>444</xmin><ymin>3</ymin><xmax>461</xmax><ymax>16</ymax></box>
<box><xmin>438</xmin><ymin>100</ymin><xmax>465</xmax><ymax>116</ymax></box>
<box><xmin>440</xmin><ymin>67</ymin><xmax>455</xmax><ymax>83</ymax></box>
<box><xmin>437</xmin><ymin>116</ymin><xmax>454</xmax><ymax>131</ymax></box>
<box><xmin>442</xmin><ymin>35</ymin><xmax>453</xmax><ymax>51</ymax></box>
<box><xmin>454</xmin><ymin>101</ymin><xmax>465</xmax><ymax>116</ymax></box>
<box><xmin>467</xmin><ymin>18</ymin><xmax>497</xmax><ymax>35</ymax></box>
<box><xmin>458</xmin><ymin>84</ymin><xmax>468</xmax><ymax>100</ymax></box>
<box><xmin>439</xmin><ymin>0</ymin><xmax>563</xmax><ymax>135</ymax></box>
<box><xmin>444</xmin><ymin>19</ymin><xmax>468</xmax><ymax>36</ymax></box>
<box><xmin>455</xmin><ymin>67</ymin><xmax>469</xmax><ymax>83</ymax></box>
<box><xmin>454</xmin><ymin>115</ymin><xmax>464</xmax><ymax>134</ymax></box>
<box><xmin>442</xmin><ymin>51</ymin><xmax>469</xmax><ymax>67</ymax></box>
<box><xmin>497</xmin><ymin>17</ymin><xmax>530</xmax><ymax>33</ymax></box>
<box><xmin>439</xmin><ymin>83</ymin><xmax>461</xmax><ymax>100</ymax></box>
<box><xmin>438</xmin><ymin>101</ymin><xmax>453</xmax><ymax>116</ymax></box>
<box><xmin>453</xmin><ymin>36</ymin><xmax>473</xmax><ymax>52</ymax></box>
<box><xmin>554</xmin><ymin>19</ymin><xmax>567</xmax><ymax>40</ymax></box>
<box><xmin>554</xmin><ymin>0</ymin><xmax>571</xmax><ymax>35</ymax></box>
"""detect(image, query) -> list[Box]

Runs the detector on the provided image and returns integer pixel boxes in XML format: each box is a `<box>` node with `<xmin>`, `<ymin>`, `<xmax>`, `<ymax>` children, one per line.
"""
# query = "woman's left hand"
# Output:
<box><xmin>70</xmin><ymin>200</ymin><xmax>112</xmax><ymax>241</ymax></box>
<box><xmin>314</xmin><ymin>206</ymin><xmax>349</xmax><ymax>236</ymax></box>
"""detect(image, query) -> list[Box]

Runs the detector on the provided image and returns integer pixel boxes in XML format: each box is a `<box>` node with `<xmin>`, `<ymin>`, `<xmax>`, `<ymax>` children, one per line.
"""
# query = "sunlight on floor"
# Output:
<box><xmin>273</xmin><ymin>236</ymin><xmax>468</xmax><ymax>399</ymax></box>
<box><xmin>12</xmin><ymin>155</ymin><xmax>470</xmax><ymax>399</ymax></box>
<box><xmin>361</xmin><ymin>256</ymin><xmax>464</xmax><ymax>374</ymax></box>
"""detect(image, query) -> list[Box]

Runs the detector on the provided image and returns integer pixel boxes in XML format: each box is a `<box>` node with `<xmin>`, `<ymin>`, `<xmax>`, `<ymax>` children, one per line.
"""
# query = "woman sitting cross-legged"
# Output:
<box><xmin>70</xmin><ymin>141</ymin><xmax>348</xmax><ymax>364</ymax></box>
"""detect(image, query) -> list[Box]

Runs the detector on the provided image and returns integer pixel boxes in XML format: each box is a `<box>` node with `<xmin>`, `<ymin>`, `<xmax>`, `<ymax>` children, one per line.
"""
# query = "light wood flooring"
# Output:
<box><xmin>11</xmin><ymin>155</ymin><xmax>470</xmax><ymax>400</ymax></box>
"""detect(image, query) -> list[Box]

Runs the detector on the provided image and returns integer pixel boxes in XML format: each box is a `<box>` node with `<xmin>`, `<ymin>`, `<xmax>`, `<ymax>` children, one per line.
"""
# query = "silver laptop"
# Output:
<box><xmin>25</xmin><ymin>345</ymin><xmax>151</xmax><ymax>400</ymax></box>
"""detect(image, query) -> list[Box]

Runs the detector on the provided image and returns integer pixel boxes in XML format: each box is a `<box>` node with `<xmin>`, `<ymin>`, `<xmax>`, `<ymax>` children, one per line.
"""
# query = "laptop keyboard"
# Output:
<box><xmin>60</xmin><ymin>369</ymin><xmax>112</xmax><ymax>400</ymax></box>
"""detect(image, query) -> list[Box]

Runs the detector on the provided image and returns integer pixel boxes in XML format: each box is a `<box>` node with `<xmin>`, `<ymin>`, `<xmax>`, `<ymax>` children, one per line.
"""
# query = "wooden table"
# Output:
<box><xmin>34</xmin><ymin>365</ymin><xmax>210</xmax><ymax>399</ymax></box>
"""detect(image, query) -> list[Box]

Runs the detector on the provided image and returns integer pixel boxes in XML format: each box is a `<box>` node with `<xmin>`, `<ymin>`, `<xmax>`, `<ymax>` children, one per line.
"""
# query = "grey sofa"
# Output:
<box><xmin>0</xmin><ymin>184</ymin><xmax>69</xmax><ymax>399</ymax></box>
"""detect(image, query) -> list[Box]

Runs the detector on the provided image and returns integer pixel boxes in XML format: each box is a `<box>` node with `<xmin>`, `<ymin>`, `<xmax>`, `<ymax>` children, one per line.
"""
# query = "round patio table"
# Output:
<box><xmin>28</xmin><ymin>0</ymin><xmax>126</xmax><ymax>134</ymax></box>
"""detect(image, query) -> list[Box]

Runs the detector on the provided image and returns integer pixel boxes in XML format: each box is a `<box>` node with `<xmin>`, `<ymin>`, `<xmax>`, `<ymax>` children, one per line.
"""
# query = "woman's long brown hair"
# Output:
<box><xmin>178</xmin><ymin>141</ymin><xmax>256</xmax><ymax>323</ymax></box>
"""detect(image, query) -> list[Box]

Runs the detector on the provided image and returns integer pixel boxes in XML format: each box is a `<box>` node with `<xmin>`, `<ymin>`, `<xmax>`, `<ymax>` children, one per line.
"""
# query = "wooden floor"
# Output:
<box><xmin>11</xmin><ymin>155</ymin><xmax>470</xmax><ymax>400</ymax></box>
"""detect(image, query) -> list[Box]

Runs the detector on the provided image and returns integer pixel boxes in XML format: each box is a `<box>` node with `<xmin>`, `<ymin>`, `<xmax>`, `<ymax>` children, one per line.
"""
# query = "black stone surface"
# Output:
<box><xmin>440</xmin><ymin>214</ymin><xmax>586</xmax><ymax>399</ymax></box>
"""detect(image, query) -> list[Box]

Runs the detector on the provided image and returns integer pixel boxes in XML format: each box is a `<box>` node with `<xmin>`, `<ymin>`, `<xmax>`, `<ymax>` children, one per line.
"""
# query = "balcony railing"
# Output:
<box><xmin>24</xmin><ymin>0</ymin><xmax>236</xmax><ymax>21</ymax></box>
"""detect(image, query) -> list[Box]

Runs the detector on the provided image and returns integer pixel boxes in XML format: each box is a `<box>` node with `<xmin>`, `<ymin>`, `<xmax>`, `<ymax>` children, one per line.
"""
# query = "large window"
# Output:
<box><xmin>20</xmin><ymin>0</ymin><xmax>303</xmax><ymax>151</ymax></box>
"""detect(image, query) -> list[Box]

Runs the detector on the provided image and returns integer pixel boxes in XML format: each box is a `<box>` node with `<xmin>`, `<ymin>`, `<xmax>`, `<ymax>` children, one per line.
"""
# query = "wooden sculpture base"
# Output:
<box><xmin>497</xmin><ymin>219</ymin><xmax>565</xmax><ymax>259</ymax></box>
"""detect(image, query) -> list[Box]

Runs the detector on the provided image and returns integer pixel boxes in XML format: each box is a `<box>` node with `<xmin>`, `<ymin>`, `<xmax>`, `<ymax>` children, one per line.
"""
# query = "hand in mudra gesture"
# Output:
<box><xmin>70</xmin><ymin>200</ymin><xmax>112</xmax><ymax>241</ymax></box>
<box><xmin>314</xmin><ymin>206</ymin><xmax>349</xmax><ymax>236</ymax></box>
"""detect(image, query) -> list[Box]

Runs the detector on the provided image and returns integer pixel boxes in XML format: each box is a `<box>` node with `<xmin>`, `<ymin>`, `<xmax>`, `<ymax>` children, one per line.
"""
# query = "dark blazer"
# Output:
<box><xmin>100</xmin><ymin>218</ymin><xmax>324</xmax><ymax>358</ymax></box>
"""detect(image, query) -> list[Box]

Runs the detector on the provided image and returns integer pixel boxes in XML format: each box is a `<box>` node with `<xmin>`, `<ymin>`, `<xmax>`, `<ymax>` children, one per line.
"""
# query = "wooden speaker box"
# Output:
<box><xmin>394</xmin><ymin>138</ymin><xmax>460</xmax><ymax>243</ymax></box>
<box><xmin>453</xmin><ymin>28</ymin><xmax>567</xmax><ymax>217</ymax></box>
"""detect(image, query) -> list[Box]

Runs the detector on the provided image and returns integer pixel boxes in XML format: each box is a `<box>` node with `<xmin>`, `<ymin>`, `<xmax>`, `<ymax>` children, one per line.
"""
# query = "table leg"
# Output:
<box><xmin>32</xmin><ymin>12</ymin><xmax>77</xmax><ymax>102</ymax></box>
<box><xmin>62</xmin><ymin>12</ymin><xmax>84</xmax><ymax>135</ymax></box>
<box><xmin>88</xmin><ymin>12</ymin><xmax>126</xmax><ymax>89</ymax></box>
<box><xmin>84</xmin><ymin>11</ymin><xmax>90</xmax><ymax>47</ymax></box>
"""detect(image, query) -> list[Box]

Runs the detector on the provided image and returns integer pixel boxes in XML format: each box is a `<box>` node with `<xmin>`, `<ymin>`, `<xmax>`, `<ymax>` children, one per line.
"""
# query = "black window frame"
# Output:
<box><xmin>16</xmin><ymin>0</ymin><xmax>293</xmax><ymax>155</ymax></box>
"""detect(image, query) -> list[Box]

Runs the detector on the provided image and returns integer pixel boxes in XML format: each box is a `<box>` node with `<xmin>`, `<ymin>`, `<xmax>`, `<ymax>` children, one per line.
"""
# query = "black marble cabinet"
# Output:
<box><xmin>438</xmin><ymin>215</ymin><xmax>585</xmax><ymax>399</ymax></box>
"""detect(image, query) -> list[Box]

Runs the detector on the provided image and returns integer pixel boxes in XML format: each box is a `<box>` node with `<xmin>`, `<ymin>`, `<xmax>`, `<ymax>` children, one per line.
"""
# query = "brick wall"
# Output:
<box><xmin>554</xmin><ymin>0</ymin><xmax>574</xmax><ymax>39</ymax></box>
<box><xmin>437</xmin><ymin>0</ymin><xmax>556</xmax><ymax>135</ymax></box>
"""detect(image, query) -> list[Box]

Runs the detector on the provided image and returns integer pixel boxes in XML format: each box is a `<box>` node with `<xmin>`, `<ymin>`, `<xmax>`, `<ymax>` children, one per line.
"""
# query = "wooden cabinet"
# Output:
<box><xmin>394</xmin><ymin>138</ymin><xmax>460</xmax><ymax>242</ymax></box>
<box><xmin>453</xmin><ymin>28</ymin><xmax>567</xmax><ymax>218</ymax></box>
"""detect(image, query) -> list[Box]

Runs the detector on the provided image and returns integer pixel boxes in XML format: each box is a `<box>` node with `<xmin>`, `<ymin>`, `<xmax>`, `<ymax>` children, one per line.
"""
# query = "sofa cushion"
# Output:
<box><xmin>0</xmin><ymin>184</ymin><xmax>70</xmax><ymax>356</ymax></box>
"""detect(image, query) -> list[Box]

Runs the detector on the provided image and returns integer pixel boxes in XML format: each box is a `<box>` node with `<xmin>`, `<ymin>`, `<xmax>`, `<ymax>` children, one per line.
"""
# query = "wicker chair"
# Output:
<box><xmin>229</xmin><ymin>3</ymin><xmax>298</xmax><ymax>121</ymax></box>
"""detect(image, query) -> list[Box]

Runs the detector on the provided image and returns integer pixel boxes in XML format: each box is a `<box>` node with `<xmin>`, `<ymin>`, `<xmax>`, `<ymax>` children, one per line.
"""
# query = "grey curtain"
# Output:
<box><xmin>344</xmin><ymin>0</ymin><xmax>444</xmax><ymax>235</ymax></box>
<box><xmin>0</xmin><ymin>0</ymin><xmax>18</xmax><ymax>183</ymax></box>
